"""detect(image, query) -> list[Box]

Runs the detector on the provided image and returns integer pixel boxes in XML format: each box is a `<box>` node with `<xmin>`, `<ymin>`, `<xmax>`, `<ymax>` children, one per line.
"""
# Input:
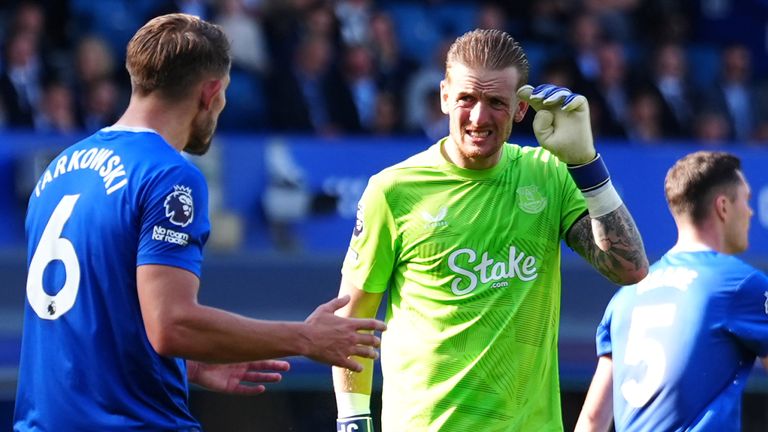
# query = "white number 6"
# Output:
<box><xmin>620</xmin><ymin>303</ymin><xmax>676</xmax><ymax>407</ymax></box>
<box><xmin>26</xmin><ymin>194</ymin><xmax>81</xmax><ymax>320</ymax></box>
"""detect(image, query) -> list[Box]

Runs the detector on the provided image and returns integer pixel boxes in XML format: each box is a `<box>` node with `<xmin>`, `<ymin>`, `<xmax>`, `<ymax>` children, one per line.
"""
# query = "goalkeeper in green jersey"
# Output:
<box><xmin>333</xmin><ymin>28</ymin><xmax>649</xmax><ymax>432</ymax></box>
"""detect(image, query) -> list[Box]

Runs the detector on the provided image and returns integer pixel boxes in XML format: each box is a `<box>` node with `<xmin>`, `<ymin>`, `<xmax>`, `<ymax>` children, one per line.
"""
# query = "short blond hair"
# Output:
<box><xmin>126</xmin><ymin>13</ymin><xmax>230</xmax><ymax>99</ymax></box>
<box><xmin>445</xmin><ymin>29</ymin><xmax>529</xmax><ymax>86</ymax></box>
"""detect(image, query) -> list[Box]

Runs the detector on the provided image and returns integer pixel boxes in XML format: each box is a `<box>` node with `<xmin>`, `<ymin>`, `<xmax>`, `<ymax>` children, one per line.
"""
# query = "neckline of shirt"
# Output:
<box><xmin>101</xmin><ymin>125</ymin><xmax>159</xmax><ymax>135</ymax></box>
<box><xmin>436</xmin><ymin>138</ymin><xmax>510</xmax><ymax>180</ymax></box>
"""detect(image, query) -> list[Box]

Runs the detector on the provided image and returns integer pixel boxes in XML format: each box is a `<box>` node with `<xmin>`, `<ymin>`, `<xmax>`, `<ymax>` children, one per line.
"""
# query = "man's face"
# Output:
<box><xmin>185</xmin><ymin>74</ymin><xmax>230</xmax><ymax>156</ymax></box>
<box><xmin>723</xmin><ymin>171</ymin><xmax>753</xmax><ymax>254</ymax></box>
<box><xmin>440</xmin><ymin>63</ymin><xmax>527</xmax><ymax>169</ymax></box>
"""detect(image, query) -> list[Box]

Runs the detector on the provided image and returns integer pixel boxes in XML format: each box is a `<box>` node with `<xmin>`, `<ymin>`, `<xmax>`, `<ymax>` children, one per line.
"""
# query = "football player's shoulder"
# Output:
<box><xmin>513</xmin><ymin>143</ymin><xmax>565</xmax><ymax>169</ymax></box>
<box><xmin>135</xmin><ymin>137</ymin><xmax>204</xmax><ymax>178</ymax></box>
<box><xmin>611</xmin><ymin>281</ymin><xmax>639</xmax><ymax>308</ymax></box>
<box><xmin>717</xmin><ymin>253</ymin><xmax>765</xmax><ymax>282</ymax></box>
<box><xmin>369</xmin><ymin>143</ymin><xmax>439</xmax><ymax>188</ymax></box>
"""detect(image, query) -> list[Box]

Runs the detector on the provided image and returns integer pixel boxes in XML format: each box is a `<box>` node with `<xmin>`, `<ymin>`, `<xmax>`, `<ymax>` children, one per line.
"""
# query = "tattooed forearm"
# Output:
<box><xmin>566</xmin><ymin>205</ymin><xmax>649</xmax><ymax>285</ymax></box>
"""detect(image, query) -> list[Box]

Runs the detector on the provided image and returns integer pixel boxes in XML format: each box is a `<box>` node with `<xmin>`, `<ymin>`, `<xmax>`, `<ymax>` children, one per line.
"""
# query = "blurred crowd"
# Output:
<box><xmin>1</xmin><ymin>0</ymin><xmax>768</xmax><ymax>145</ymax></box>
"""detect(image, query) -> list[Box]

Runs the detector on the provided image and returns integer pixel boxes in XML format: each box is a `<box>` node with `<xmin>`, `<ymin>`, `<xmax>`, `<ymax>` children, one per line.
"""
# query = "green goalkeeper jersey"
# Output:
<box><xmin>342</xmin><ymin>139</ymin><xmax>588</xmax><ymax>431</ymax></box>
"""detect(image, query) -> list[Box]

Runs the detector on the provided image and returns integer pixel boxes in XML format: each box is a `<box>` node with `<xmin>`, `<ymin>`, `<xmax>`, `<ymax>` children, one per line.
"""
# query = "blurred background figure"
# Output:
<box><xmin>579</xmin><ymin>40</ymin><xmax>632</xmax><ymax>138</ymax></box>
<box><xmin>404</xmin><ymin>38</ymin><xmax>451</xmax><ymax>136</ymax></box>
<box><xmin>692</xmin><ymin>110</ymin><xmax>732</xmax><ymax>146</ymax></box>
<box><xmin>564</xmin><ymin>12</ymin><xmax>604</xmax><ymax>83</ymax></box>
<box><xmin>334</xmin><ymin>0</ymin><xmax>373</xmax><ymax>46</ymax></box>
<box><xmin>34</xmin><ymin>79</ymin><xmax>78</xmax><ymax>133</ymax></box>
<box><xmin>0</xmin><ymin>30</ymin><xmax>47</xmax><ymax>129</ymax></box>
<box><xmin>214</xmin><ymin>0</ymin><xmax>271</xmax><ymax>77</ymax></box>
<box><xmin>79</xmin><ymin>76</ymin><xmax>122</xmax><ymax>132</ymax></box>
<box><xmin>340</xmin><ymin>44</ymin><xmax>377</xmax><ymax>132</ymax></box>
<box><xmin>642</xmin><ymin>42</ymin><xmax>696</xmax><ymax>138</ymax></box>
<box><xmin>703</xmin><ymin>43</ymin><xmax>762</xmax><ymax>143</ymax></box>
<box><xmin>266</xmin><ymin>35</ymin><xmax>359</xmax><ymax>136</ymax></box>
<box><xmin>624</xmin><ymin>87</ymin><xmax>663</xmax><ymax>144</ymax></box>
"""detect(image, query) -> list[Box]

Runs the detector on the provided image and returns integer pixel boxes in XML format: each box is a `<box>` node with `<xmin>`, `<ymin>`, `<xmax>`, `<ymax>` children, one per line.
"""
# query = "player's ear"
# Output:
<box><xmin>199</xmin><ymin>78</ymin><xmax>223</xmax><ymax>111</ymax></box>
<box><xmin>713</xmin><ymin>194</ymin><xmax>729</xmax><ymax>222</ymax></box>
<box><xmin>514</xmin><ymin>99</ymin><xmax>529</xmax><ymax>123</ymax></box>
<box><xmin>440</xmin><ymin>79</ymin><xmax>450</xmax><ymax>114</ymax></box>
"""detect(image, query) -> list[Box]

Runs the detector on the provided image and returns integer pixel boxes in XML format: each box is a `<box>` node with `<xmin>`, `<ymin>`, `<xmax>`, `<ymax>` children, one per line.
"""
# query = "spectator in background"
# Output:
<box><xmin>9</xmin><ymin>0</ymin><xmax>72</xmax><ymax>56</ymax></box>
<box><xmin>625</xmin><ymin>87</ymin><xmax>663</xmax><ymax>143</ymax></box>
<box><xmin>370</xmin><ymin>90</ymin><xmax>404</xmax><ymax>136</ymax></box>
<box><xmin>334</xmin><ymin>0</ymin><xmax>373</xmax><ymax>46</ymax></box>
<box><xmin>266</xmin><ymin>36</ymin><xmax>360</xmax><ymax>135</ymax></box>
<box><xmin>7</xmin><ymin>1</ymin><xmax>45</xmax><ymax>42</ymax></box>
<box><xmin>539</xmin><ymin>56</ymin><xmax>581</xmax><ymax>88</ymax></box>
<box><xmin>564</xmin><ymin>12</ymin><xmax>604</xmax><ymax>82</ymax></box>
<box><xmin>526</xmin><ymin>0</ymin><xmax>572</xmax><ymax>43</ymax></box>
<box><xmin>367</xmin><ymin>11</ymin><xmax>416</xmax><ymax>115</ymax></box>
<box><xmin>704</xmin><ymin>43</ymin><xmax>761</xmax><ymax>142</ymax></box>
<box><xmin>476</xmin><ymin>2</ymin><xmax>509</xmax><ymax>31</ymax></box>
<box><xmin>80</xmin><ymin>76</ymin><xmax>122</xmax><ymax>131</ymax></box>
<box><xmin>583</xmin><ymin>0</ymin><xmax>640</xmax><ymax>42</ymax></box>
<box><xmin>692</xmin><ymin>110</ymin><xmax>731</xmax><ymax>146</ymax></box>
<box><xmin>72</xmin><ymin>35</ymin><xmax>127</xmax><ymax>131</ymax></box>
<box><xmin>419</xmin><ymin>87</ymin><xmax>448</xmax><ymax>142</ymax></box>
<box><xmin>641</xmin><ymin>42</ymin><xmax>696</xmax><ymax>137</ymax></box>
<box><xmin>214</xmin><ymin>0</ymin><xmax>271</xmax><ymax>76</ymax></box>
<box><xmin>262</xmin><ymin>1</ymin><xmax>341</xmax><ymax>70</ymax></box>
<box><xmin>74</xmin><ymin>35</ymin><xmax>117</xmax><ymax>88</ymax></box>
<box><xmin>580</xmin><ymin>40</ymin><xmax>631</xmax><ymax>138</ymax></box>
<box><xmin>403</xmin><ymin>38</ymin><xmax>451</xmax><ymax>134</ymax></box>
<box><xmin>301</xmin><ymin>2</ymin><xmax>343</xmax><ymax>49</ymax></box>
<box><xmin>34</xmin><ymin>79</ymin><xmax>78</xmax><ymax>133</ymax></box>
<box><xmin>340</xmin><ymin>44</ymin><xmax>378</xmax><ymax>132</ymax></box>
<box><xmin>0</xmin><ymin>29</ymin><xmax>47</xmax><ymax>128</ymax></box>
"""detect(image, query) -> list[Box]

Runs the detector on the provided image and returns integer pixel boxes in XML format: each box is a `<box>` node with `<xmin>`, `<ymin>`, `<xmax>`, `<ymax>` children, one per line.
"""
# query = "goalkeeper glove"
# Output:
<box><xmin>337</xmin><ymin>415</ymin><xmax>373</xmax><ymax>432</ymax></box>
<box><xmin>516</xmin><ymin>84</ymin><xmax>595</xmax><ymax>165</ymax></box>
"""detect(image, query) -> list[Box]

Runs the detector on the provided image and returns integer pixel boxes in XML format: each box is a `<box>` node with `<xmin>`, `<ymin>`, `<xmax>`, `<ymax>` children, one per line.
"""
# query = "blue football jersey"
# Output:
<box><xmin>597</xmin><ymin>249</ymin><xmax>768</xmax><ymax>432</ymax></box>
<box><xmin>14</xmin><ymin>126</ymin><xmax>209</xmax><ymax>431</ymax></box>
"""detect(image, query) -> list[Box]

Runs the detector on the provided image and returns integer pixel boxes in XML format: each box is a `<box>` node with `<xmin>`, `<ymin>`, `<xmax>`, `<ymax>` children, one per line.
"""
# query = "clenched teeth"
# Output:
<box><xmin>467</xmin><ymin>130</ymin><xmax>491</xmax><ymax>137</ymax></box>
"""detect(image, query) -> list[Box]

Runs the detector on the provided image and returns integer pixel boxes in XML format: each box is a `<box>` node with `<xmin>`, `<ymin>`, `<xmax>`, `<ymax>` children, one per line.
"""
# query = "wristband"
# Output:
<box><xmin>335</xmin><ymin>392</ymin><xmax>370</xmax><ymax>418</ymax></box>
<box><xmin>567</xmin><ymin>153</ymin><xmax>610</xmax><ymax>192</ymax></box>
<box><xmin>582</xmin><ymin>180</ymin><xmax>623</xmax><ymax>218</ymax></box>
<box><xmin>337</xmin><ymin>415</ymin><xmax>373</xmax><ymax>432</ymax></box>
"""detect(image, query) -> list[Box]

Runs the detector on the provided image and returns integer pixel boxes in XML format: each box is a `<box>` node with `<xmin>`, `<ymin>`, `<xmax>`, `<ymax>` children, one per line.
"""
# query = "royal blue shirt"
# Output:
<box><xmin>15</xmin><ymin>126</ymin><xmax>209</xmax><ymax>431</ymax></box>
<box><xmin>597</xmin><ymin>249</ymin><xmax>768</xmax><ymax>432</ymax></box>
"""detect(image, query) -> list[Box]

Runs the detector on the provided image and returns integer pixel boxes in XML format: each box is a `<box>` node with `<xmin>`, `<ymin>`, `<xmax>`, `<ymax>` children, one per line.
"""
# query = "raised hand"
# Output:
<box><xmin>303</xmin><ymin>295</ymin><xmax>387</xmax><ymax>372</ymax></box>
<box><xmin>517</xmin><ymin>84</ymin><xmax>595</xmax><ymax>165</ymax></box>
<box><xmin>187</xmin><ymin>359</ymin><xmax>290</xmax><ymax>396</ymax></box>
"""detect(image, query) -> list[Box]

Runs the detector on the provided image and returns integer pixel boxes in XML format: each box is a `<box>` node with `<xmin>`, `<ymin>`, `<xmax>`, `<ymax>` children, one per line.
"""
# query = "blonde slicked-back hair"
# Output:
<box><xmin>126</xmin><ymin>13</ymin><xmax>231</xmax><ymax>100</ymax></box>
<box><xmin>445</xmin><ymin>29</ymin><xmax>529</xmax><ymax>87</ymax></box>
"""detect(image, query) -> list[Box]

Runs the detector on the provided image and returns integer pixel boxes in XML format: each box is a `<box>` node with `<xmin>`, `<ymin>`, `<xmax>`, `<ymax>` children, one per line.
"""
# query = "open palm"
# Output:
<box><xmin>188</xmin><ymin>359</ymin><xmax>291</xmax><ymax>396</ymax></box>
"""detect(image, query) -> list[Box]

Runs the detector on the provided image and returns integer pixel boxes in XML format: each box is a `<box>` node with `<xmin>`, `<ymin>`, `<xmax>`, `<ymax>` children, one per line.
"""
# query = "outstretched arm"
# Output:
<box><xmin>567</xmin><ymin>208</ymin><xmax>647</xmax><ymax>285</ymax></box>
<box><xmin>137</xmin><ymin>264</ymin><xmax>386</xmax><ymax>370</ymax></box>
<box><xmin>575</xmin><ymin>355</ymin><xmax>614</xmax><ymax>432</ymax></box>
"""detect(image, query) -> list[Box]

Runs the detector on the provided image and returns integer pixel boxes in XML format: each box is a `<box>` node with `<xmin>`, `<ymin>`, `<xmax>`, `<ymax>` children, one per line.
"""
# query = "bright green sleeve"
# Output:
<box><xmin>341</xmin><ymin>176</ymin><xmax>399</xmax><ymax>293</ymax></box>
<box><xmin>557</xmin><ymin>159</ymin><xmax>588</xmax><ymax>239</ymax></box>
